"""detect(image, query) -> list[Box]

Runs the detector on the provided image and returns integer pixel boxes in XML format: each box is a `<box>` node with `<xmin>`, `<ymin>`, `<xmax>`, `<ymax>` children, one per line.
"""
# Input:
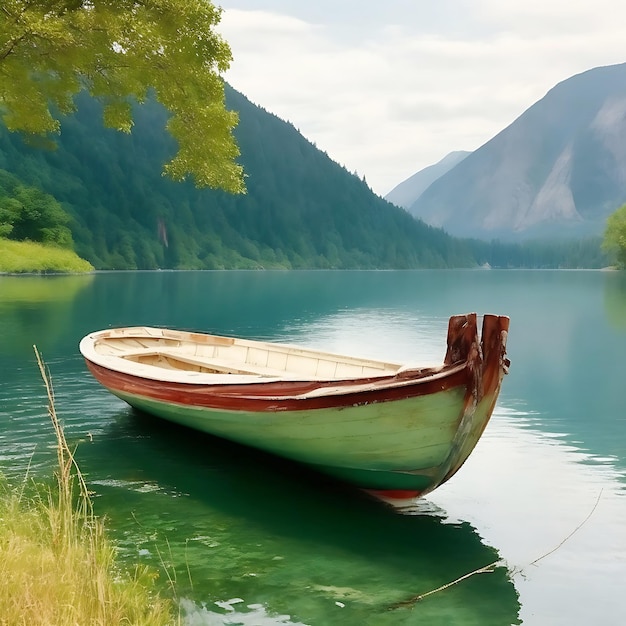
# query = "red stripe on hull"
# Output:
<box><xmin>367</xmin><ymin>489</ymin><xmax>422</xmax><ymax>500</ymax></box>
<box><xmin>84</xmin><ymin>360</ymin><xmax>471</xmax><ymax>413</ymax></box>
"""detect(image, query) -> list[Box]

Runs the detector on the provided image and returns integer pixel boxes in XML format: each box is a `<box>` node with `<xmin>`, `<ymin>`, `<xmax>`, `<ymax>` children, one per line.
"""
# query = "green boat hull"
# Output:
<box><xmin>113</xmin><ymin>383</ymin><xmax>492</xmax><ymax>495</ymax></box>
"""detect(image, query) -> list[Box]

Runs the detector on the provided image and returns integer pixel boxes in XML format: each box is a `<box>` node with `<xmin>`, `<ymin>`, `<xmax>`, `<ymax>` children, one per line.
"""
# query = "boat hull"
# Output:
<box><xmin>92</xmin><ymin>379</ymin><xmax>467</xmax><ymax>493</ymax></box>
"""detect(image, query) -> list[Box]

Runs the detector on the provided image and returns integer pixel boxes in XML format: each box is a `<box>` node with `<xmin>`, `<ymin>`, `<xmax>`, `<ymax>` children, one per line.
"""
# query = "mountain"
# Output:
<box><xmin>406</xmin><ymin>63</ymin><xmax>626</xmax><ymax>240</ymax></box>
<box><xmin>385</xmin><ymin>151</ymin><xmax>470</xmax><ymax>209</ymax></box>
<box><xmin>0</xmin><ymin>85</ymin><xmax>608</xmax><ymax>270</ymax></box>
<box><xmin>0</xmin><ymin>86</ymin><xmax>475</xmax><ymax>270</ymax></box>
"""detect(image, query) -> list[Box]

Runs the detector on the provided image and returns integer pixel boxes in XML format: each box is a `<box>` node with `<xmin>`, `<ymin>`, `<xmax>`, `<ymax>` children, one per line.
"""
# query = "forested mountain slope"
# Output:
<box><xmin>0</xmin><ymin>86</ymin><xmax>473</xmax><ymax>270</ymax></box>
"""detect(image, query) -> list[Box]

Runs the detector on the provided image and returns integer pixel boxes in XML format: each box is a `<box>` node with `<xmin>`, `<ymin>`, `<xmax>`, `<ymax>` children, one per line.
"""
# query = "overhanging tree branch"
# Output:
<box><xmin>0</xmin><ymin>0</ymin><xmax>244</xmax><ymax>193</ymax></box>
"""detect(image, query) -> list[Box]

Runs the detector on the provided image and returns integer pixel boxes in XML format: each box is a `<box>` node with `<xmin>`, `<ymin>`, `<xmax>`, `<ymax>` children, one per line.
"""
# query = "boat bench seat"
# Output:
<box><xmin>171</xmin><ymin>353</ymin><xmax>290</xmax><ymax>377</ymax></box>
<box><xmin>122</xmin><ymin>348</ymin><xmax>289</xmax><ymax>377</ymax></box>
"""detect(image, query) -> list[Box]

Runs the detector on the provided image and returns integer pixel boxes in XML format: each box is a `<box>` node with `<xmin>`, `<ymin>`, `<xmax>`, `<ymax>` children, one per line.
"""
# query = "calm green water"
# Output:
<box><xmin>1</xmin><ymin>270</ymin><xmax>625</xmax><ymax>625</ymax></box>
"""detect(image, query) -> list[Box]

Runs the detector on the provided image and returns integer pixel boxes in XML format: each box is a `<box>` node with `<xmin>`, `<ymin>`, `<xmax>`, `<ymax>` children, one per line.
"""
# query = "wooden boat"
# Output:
<box><xmin>79</xmin><ymin>313</ymin><xmax>509</xmax><ymax>500</ymax></box>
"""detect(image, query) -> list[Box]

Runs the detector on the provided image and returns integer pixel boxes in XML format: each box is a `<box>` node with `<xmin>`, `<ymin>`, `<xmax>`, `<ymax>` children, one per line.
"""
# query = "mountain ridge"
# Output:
<box><xmin>402</xmin><ymin>63</ymin><xmax>626</xmax><ymax>240</ymax></box>
<box><xmin>385</xmin><ymin>151</ymin><xmax>469</xmax><ymax>209</ymax></box>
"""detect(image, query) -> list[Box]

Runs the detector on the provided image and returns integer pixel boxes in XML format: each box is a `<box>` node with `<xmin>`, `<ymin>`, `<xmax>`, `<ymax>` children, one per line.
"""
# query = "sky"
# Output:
<box><xmin>216</xmin><ymin>1</ymin><xmax>626</xmax><ymax>197</ymax></box>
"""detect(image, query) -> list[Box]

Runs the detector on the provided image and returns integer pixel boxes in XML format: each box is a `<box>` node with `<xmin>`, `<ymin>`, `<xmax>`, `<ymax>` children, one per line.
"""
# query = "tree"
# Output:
<box><xmin>0</xmin><ymin>181</ymin><xmax>74</xmax><ymax>246</ymax></box>
<box><xmin>602</xmin><ymin>204</ymin><xmax>626</xmax><ymax>269</ymax></box>
<box><xmin>0</xmin><ymin>0</ymin><xmax>244</xmax><ymax>192</ymax></box>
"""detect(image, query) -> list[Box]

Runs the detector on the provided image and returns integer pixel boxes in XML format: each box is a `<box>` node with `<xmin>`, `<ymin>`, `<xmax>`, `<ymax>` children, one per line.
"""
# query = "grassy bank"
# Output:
<box><xmin>0</xmin><ymin>350</ymin><xmax>177</xmax><ymax>625</ymax></box>
<box><xmin>0</xmin><ymin>239</ymin><xmax>94</xmax><ymax>273</ymax></box>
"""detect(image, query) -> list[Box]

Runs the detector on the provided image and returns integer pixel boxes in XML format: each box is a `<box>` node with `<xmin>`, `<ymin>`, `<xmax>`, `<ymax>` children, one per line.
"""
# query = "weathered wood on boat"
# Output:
<box><xmin>79</xmin><ymin>313</ymin><xmax>510</xmax><ymax>500</ymax></box>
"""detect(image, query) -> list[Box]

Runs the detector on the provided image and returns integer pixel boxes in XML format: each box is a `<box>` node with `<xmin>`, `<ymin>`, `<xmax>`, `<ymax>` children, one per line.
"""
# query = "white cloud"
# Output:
<box><xmin>217</xmin><ymin>2</ymin><xmax>626</xmax><ymax>195</ymax></box>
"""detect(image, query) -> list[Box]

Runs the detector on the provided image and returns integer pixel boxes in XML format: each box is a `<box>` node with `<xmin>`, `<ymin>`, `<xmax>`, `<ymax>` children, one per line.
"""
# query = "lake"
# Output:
<box><xmin>1</xmin><ymin>270</ymin><xmax>625</xmax><ymax>625</ymax></box>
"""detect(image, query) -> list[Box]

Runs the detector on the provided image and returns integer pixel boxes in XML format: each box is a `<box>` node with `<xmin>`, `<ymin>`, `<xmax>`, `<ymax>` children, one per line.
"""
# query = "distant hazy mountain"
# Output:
<box><xmin>407</xmin><ymin>63</ymin><xmax>626</xmax><ymax>240</ymax></box>
<box><xmin>385</xmin><ymin>151</ymin><xmax>470</xmax><ymax>209</ymax></box>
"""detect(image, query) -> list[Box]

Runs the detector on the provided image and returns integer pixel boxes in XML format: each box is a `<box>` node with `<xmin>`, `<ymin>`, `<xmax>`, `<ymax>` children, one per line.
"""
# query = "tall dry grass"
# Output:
<box><xmin>0</xmin><ymin>348</ymin><xmax>178</xmax><ymax>625</ymax></box>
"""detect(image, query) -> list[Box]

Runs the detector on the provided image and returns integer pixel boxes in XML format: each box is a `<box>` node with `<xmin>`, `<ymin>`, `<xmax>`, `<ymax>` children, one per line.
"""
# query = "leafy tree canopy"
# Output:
<box><xmin>0</xmin><ymin>168</ymin><xmax>73</xmax><ymax>246</ymax></box>
<box><xmin>602</xmin><ymin>204</ymin><xmax>626</xmax><ymax>268</ymax></box>
<box><xmin>0</xmin><ymin>0</ymin><xmax>244</xmax><ymax>192</ymax></box>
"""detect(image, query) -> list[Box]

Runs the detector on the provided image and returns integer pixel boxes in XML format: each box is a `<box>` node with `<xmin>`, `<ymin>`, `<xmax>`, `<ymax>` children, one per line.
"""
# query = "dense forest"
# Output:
<box><xmin>0</xmin><ymin>86</ymin><xmax>607</xmax><ymax>269</ymax></box>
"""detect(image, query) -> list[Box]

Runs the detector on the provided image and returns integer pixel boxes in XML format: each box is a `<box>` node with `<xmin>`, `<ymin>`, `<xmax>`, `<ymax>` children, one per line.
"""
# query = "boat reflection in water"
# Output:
<box><xmin>81</xmin><ymin>409</ymin><xmax>522</xmax><ymax>626</ymax></box>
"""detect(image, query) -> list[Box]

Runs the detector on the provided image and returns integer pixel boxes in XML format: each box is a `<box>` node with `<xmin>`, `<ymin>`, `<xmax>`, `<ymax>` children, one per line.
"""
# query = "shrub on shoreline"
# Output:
<box><xmin>0</xmin><ymin>239</ymin><xmax>94</xmax><ymax>273</ymax></box>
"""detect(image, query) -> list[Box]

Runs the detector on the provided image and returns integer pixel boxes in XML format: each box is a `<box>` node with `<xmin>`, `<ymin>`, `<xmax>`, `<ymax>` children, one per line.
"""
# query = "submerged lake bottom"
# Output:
<box><xmin>1</xmin><ymin>270</ymin><xmax>625</xmax><ymax>625</ymax></box>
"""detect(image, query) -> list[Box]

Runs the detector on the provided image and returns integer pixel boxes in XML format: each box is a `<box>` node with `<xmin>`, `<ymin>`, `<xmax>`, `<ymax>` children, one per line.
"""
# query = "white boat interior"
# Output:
<box><xmin>87</xmin><ymin>326</ymin><xmax>407</xmax><ymax>380</ymax></box>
